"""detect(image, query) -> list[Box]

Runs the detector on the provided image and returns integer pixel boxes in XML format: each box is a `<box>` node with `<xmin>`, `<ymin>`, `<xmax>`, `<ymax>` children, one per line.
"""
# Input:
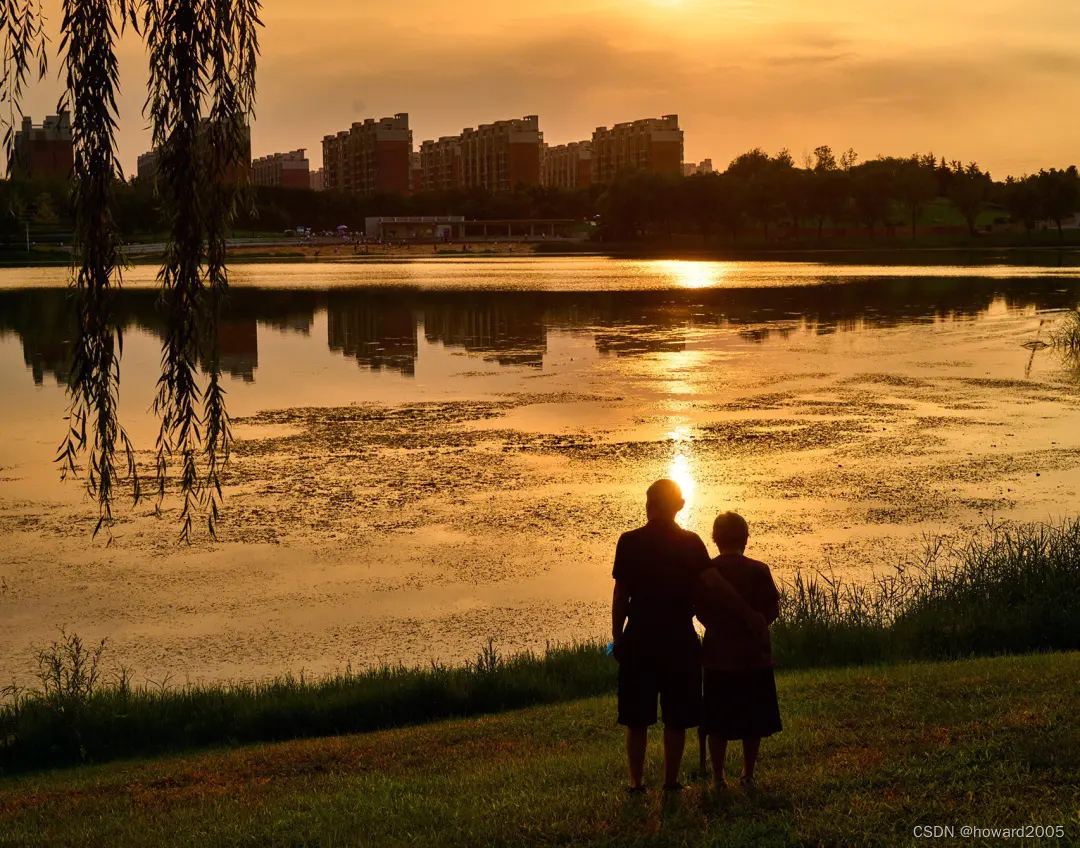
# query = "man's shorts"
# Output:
<box><xmin>617</xmin><ymin>653</ymin><xmax>701</xmax><ymax>729</ymax></box>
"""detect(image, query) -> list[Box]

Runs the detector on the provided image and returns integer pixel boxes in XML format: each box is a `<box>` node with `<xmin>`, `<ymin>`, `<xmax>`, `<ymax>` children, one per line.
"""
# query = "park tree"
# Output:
<box><xmin>32</xmin><ymin>191</ymin><xmax>60</xmax><ymax>225</ymax></box>
<box><xmin>948</xmin><ymin>162</ymin><xmax>991</xmax><ymax>236</ymax></box>
<box><xmin>850</xmin><ymin>159</ymin><xmax>894</xmax><ymax>237</ymax></box>
<box><xmin>805</xmin><ymin>146</ymin><xmax>849</xmax><ymax>240</ymax></box>
<box><xmin>812</xmin><ymin>145</ymin><xmax>838</xmax><ymax>173</ymax></box>
<box><xmin>599</xmin><ymin>170</ymin><xmax>656</xmax><ymax>241</ymax></box>
<box><xmin>1</xmin><ymin>0</ymin><xmax>262</xmax><ymax>539</ymax></box>
<box><xmin>728</xmin><ymin>149</ymin><xmax>785</xmax><ymax>241</ymax></box>
<box><xmin>682</xmin><ymin>172</ymin><xmax>725</xmax><ymax>243</ymax></box>
<box><xmin>1035</xmin><ymin>167</ymin><xmax>1080</xmax><ymax>240</ymax></box>
<box><xmin>894</xmin><ymin>156</ymin><xmax>938</xmax><ymax>239</ymax></box>
<box><xmin>714</xmin><ymin>171</ymin><xmax>746</xmax><ymax>244</ymax></box>
<box><xmin>1003</xmin><ymin>176</ymin><xmax>1042</xmax><ymax>239</ymax></box>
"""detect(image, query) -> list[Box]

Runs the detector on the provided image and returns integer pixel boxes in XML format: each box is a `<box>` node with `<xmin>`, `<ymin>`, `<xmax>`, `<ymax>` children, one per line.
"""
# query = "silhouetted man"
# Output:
<box><xmin>611</xmin><ymin>478</ymin><xmax>710</xmax><ymax>792</ymax></box>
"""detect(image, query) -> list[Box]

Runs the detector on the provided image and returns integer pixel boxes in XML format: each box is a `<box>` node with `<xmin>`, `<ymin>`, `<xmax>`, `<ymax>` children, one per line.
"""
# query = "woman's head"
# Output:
<box><xmin>712</xmin><ymin>511</ymin><xmax>749</xmax><ymax>552</ymax></box>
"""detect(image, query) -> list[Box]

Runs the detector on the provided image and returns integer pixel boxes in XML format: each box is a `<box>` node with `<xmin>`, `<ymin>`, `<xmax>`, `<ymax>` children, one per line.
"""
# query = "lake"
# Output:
<box><xmin>2</xmin><ymin>257</ymin><xmax>1080</xmax><ymax>684</ymax></box>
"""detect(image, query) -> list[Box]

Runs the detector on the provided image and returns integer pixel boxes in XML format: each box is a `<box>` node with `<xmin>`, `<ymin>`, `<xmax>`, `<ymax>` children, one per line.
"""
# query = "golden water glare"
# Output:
<box><xmin>653</xmin><ymin>260</ymin><xmax>724</xmax><ymax>290</ymax></box>
<box><xmin>668</xmin><ymin>453</ymin><xmax>695</xmax><ymax>511</ymax></box>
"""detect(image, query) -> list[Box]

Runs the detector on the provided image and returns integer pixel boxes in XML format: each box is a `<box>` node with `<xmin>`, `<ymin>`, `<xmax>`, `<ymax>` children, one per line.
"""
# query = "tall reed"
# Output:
<box><xmin>1050</xmin><ymin>309</ymin><xmax>1080</xmax><ymax>358</ymax></box>
<box><xmin>773</xmin><ymin>520</ymin><xmax>1080</xmax><ymax>667</ymax></box>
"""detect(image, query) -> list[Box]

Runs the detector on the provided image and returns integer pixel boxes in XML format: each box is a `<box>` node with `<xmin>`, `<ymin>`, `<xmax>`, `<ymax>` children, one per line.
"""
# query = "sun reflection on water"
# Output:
<box><xmin>652</xmin><ymin>260</ymin><xmax>726</xmax><ymax>289</ymax></box>
<box><xmin>668</xmin><ymin>453</ymin><xmax>695</xmax><ymax>510</ymax></box>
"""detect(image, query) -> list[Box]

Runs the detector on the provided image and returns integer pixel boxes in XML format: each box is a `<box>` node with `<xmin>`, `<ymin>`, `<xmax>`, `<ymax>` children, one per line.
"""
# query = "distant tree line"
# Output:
<box><xmin>3</xmin><ymin>145</ymin><xmax>1079</xmax><ymax>245</ymax></box>
<box><xmin>599</xmin><ymin>147</ymin><xmax>1080</xmax><ymax>244</ymax></box>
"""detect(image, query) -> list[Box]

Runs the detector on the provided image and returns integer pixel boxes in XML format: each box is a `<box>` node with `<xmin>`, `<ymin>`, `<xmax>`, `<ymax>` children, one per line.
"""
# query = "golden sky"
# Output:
<box><xmin>16</xmin><ymin>0</ymin><xmax>1080</xmax><ymax>178</ymax></box>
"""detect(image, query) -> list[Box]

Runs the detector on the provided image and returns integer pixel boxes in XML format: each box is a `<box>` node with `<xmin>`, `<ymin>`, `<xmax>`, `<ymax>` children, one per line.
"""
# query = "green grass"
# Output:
<box><xmin>1</xmin><ymin>653</ymin><xmax>1077</xmax><ymax>847</ymax></box>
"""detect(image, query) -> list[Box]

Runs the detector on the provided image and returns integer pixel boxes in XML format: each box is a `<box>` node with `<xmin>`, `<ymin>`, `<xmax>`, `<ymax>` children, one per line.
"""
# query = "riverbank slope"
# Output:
<box><xmin>2</xmin><ymin>651</ymin><xmax>1076</xmax><ymax>847</ymax></box>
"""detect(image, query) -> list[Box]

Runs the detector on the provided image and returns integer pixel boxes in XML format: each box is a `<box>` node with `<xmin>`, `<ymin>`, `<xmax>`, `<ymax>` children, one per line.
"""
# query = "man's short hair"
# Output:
<box><xmin>712</xmin><ymin>511</ymin><xmax>749</xmax><ymax>547</ymax></box>
<box><xmin>646</xmin><ymin>479</ymin><xmax>683</xmax><ymax>513</ymax></box>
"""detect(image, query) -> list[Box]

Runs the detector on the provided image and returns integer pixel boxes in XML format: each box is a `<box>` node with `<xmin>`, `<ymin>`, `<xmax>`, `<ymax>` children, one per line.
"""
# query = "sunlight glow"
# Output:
<box><xmin>654</xmin><ymin>260</ymin><xmax>724</xmax><ymax>290</ymax></box>
<box><xmin>668</xmin><ymin>453</ymin><xmax>695</xmax><ymax>511</ymax></box>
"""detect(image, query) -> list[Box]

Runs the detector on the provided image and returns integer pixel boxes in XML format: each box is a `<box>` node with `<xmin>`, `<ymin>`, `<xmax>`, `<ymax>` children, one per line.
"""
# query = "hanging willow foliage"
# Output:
<box><xmin>1</xmin><ymin>0</ymin><xmax>262</xmax><ymax>541</ymax></box>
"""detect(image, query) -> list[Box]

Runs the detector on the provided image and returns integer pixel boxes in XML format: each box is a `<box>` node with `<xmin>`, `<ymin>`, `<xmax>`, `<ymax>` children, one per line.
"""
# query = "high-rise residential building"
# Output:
<box><xmin>419</xmin><ymin>136</ymin><xmax>462</xmax><ymax>193</ymax></box>
<box><xmin>460</xmin><ymin>115</ymin><xmax>542</xmax><ymax>193</ymax></box>
<box><xmin>418</xmin><ymin>116</ymin><xmax>542</xmax><ymax>194</ymax></box>
<box><xmin>409</xmin><ymin>152</ymin><xmax>423</xmax><ymax>195</ymax></box>
<box><xmin>310</xmin><ymin>168</ymin><xmax>324</xmax><ymax>191</ymax></box>
<box><xmin>252</xmin><ymin>149</ymin><xmax>311</xmax><ymax>189</ymax></box>
<box><xmin>683</xmin><ymin>158</ymin><xmax>714</xmax><ymax>177</ymax></box>
<box><xmin>321</xmin><ymin>113</ymin><xmax>412</xmax><ymax>196</ymax></box>
<box><xmin>591</xmin><ymin>115</ymin><xmax>683</xmax><ymax>184</ymax></box>
<box><xmin>136</xmin><ymin>150</ymin><xmax>159</xmax><ymax>184</ymax></box>
<box><xmin>541</xmin><ymin>141</ymin><xmax>593</xmax><ymax>189</ymax></box>
<box><xmin>136</xmin><ymin>121</ymin><xmax>251</xmax><ymax>185</ymax></box>
<box><xmin>12</xmin><ymin>112</ymin><xmax>73</xmax><ymax>180</ymax></box>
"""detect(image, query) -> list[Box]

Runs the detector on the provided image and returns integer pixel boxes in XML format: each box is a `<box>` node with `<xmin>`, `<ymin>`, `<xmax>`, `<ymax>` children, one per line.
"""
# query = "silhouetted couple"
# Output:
<box><xmin>611</xmin><ymin>479</ymin><xmax>781</xmax><ymax>792</ymax></box>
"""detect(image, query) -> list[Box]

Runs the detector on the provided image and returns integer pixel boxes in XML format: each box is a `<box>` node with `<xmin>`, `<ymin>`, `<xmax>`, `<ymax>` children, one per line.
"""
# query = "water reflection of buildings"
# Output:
<box><xmin>24</xmin><ymin>334</ymin><xmax>71</xmax><ymax>386</ymax></box>
<box><xmin>326</xmin><ymin>300</ymin><xmax>418</xmax><ymax>376</ymax></box>
<box><xmin>6</xmin><ymin>278</ymin><xmax>1080</xmax><ymax>388</ymax></box>
<box><xmin>423</xmin><ymin>304</ymin><xmax>546</xmax><ymax>367</ymax></box>
<box><xmin>214</xmin><ymin>320</ymin><xmax>259</xmax><ymax>382</ymax></box>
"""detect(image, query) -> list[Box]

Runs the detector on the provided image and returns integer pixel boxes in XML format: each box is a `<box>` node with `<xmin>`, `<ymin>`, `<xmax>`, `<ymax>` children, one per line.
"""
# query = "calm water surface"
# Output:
<box><xmin>2</xmin><ymin>257</ymin><xmax>1079</xmax><ymax>683</ymax></box>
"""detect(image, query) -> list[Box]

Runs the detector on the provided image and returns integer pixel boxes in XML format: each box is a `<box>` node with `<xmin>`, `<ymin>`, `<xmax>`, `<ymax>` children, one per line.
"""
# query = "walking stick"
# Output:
<box><xmin>698</xmin><ymin>725</ymin><xmax>708</xmax><ymax>779</ymax></box>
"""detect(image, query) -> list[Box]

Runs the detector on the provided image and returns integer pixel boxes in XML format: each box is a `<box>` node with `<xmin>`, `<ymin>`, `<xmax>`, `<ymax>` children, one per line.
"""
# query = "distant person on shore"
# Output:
<box><xmin>697</xmin><ymin>511</ymin><xmax>782</xmax><ymax>789</ymax></box>
<box><xmin>611</xmin><ymin>479</ymin><xmax>711</xmax><ymax>793</ymax></box>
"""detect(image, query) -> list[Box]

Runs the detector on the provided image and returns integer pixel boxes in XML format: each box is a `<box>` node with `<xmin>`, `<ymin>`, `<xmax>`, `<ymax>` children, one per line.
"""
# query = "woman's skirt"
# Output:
<box><xmin>703</xmin><ymin>667</ymin><xmax>783</xmax><ymax>740</ymax></box>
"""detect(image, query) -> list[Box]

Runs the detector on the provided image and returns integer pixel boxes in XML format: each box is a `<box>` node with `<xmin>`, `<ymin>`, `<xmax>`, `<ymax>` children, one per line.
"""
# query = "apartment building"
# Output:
<box><xmin>409</xmin><ymin>152</ymin><xmax>423</xmax><ymax>195</ymax></box>
<box><xmin>136</xmin><ymin>150</ymin><xmax>159</xmax><ymax>184</ymax></box>
<box><xmin>418</xmin><ymin>136</ymin><xmax>462</xmax><ymax>193</ymax></box>
<box><xmin>12</xmin><ymin>113</ymin><xmax>73</xmax><ymax>180</ymax></box>
<box><xmin>460</xmin><ymin>115</ymin><xmax>542</xmax><ymax>193</ymax></box>
<box><xmin>591</xmin><ymin>115</ymin><xmax>683</xmax><ymax>184</ymax></box>
<box><xmin>310</xmin><ymin>168</ymin><xmax>324</xmax><ymax>191</ymax></box>
<box><xmin>541</xmin><ymin>141</ymin><xmax>593</xmax><ymax>189</ymax></box>
<box><xmin>321</xmin><ymin>113</ymin><xmax>412</xmax><ymax>196</ymax></box>
<box><xmin>252</xmin><ymin>149</ymin><xmax>310</xmax><ymax>189</ymax></box>
<box><xmin>136</xmin><ymin>121</ymin><xmax>251</xmax><ymax>185</ymax></box>
<box><xmin>682</xmin><ymin>158</ymin><xmax>714</xmax><ymax>177</ymax></box>
<box><xmin>418</xmin><ymin>117</ymin><xmax>541</xmax><ymax>194</ymax></box>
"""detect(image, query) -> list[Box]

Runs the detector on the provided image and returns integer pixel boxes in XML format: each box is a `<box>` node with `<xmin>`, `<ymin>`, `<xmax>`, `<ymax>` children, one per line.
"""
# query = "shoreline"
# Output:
<box><xmin>4</xmin><ymin>238</ymin><xmax>1080</xmax><ymax>268</ymax></box>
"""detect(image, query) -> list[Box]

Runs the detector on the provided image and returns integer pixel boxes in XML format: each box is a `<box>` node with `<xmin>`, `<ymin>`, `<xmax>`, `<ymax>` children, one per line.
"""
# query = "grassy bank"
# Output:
<box><xmin>1</xmin><ymin>652</ymin><xmax>1077</xmax><ymax>847</ymax></box>
<box><xmin>0</xmin><ymin>642</ymin><xmax>612</xmax><ymax>775</ymax></box>
<box><xmin>4</xmin><ymin>519</ymin><xmax>1080</xmax><ymax>776</ymax></box>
